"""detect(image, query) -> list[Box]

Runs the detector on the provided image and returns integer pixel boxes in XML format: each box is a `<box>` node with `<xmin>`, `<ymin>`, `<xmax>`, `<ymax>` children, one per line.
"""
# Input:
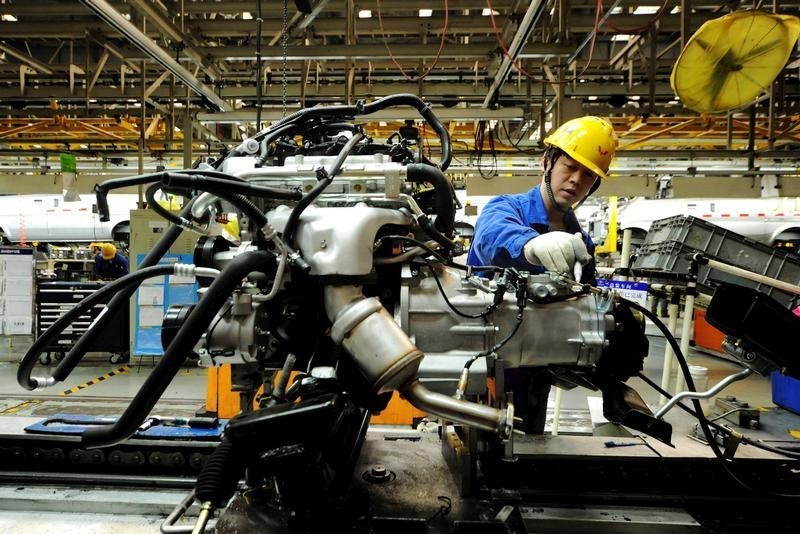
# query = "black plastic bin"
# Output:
<box><xmin>632</xmin><ymin>215</ymin><xmax>800</xmax><ymax>307</ymax></box>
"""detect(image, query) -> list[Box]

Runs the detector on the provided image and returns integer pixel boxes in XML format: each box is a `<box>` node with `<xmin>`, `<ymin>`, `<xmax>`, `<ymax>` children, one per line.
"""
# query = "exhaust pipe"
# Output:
<box><xmin>325</xmin><ymin>286</ymin><xmax>513</xmax><ymax>438</ymax></box>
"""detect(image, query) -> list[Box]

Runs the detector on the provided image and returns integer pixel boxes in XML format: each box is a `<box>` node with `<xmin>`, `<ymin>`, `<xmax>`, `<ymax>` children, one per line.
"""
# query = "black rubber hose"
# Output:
<box><xmin>81</xmin><ymin>250</ymin><xmax>275</xmax><ymax>448</ymax></box>
<box><xmin>93</xmin><ymin>169</ymin><xmax>258</xmax><ymax>220</ymax></box>
<box><xmin>94</xmin><ymin>173</ymin><xmax>165</xmax><ymax>221</ymax></box>
<box><xmin>406</xmin><ymin>163</ymin><xmax>456</xmax><ymax>237</ymax></box>
<box><xmin>207</xmin><ymin>191</ymin><xmax>268</xmax><ymax>229</ymax></box>
<box><xmin>49</xmin><ymin>200</ymin><xmax>199</xmax><ymax>383</ymax></box>
<box><xmin>195</xmin><ymin>437</ymin><xmax>244</xmax><ymax>508</ymax></box>
<box><xmin>283</xmin><ymin>132</ymin><xmax>365</xmax><ymax>247</ymax></box>
<box><xmin>145</xmin><ymin>183</ymin><xmax>186</xmax><ymax>228</ymax></box>
<box><xmin>362</xmin><ymin>94</ymin><xmax>452</xmax><ymax>170</ymax></box>
<box><xmin>161</xmin><ymin>173</ymin><xmax>302</xmax><ymax>202</ymax></box>
<box><xmin>256</xmin><ymin>122</ymin><xmax>302</xmax><ymax>165</ymax></box>
<box><xmin>252</xmin><ymin>94</ymin><xmax>451</xmax><ymax>170</ymax></box>
<box><xmin>18</xmin><ymin>265</ymin><xmax>176</xmax><ymax>390</ymax></box>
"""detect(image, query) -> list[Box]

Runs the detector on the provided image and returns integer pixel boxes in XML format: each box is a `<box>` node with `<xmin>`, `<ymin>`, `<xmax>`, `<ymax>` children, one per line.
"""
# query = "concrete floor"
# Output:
<box><xmin>0</xmin><ymin>317</ymin><xmax>795</xmax><ymax>533</ymax></box>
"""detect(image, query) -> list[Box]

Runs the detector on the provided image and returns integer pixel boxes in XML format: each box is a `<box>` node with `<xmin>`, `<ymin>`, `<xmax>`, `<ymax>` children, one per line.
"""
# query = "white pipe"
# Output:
<box><xmin>659</xmin><ymin>301</ymin><xmax>680</xmax><ymax>404</ymax></box>
<box><xmin>551</xmin><ymin>387</ymin><xmax>563</xmax><ymax>435</ymax></box>
<box><xmin>706</xmin><ymin>257</ymin><xmax>800</xmax><ymax>296</ymax></box>
<box><xmin>674</xmin><ymin>293</ymin><xmax>695</xmax><ymax>394</ymax></box>
<box><xmin>619</xmin><ymin>229</ymin><xmax>633</xmax><ymax>278</ymax></box>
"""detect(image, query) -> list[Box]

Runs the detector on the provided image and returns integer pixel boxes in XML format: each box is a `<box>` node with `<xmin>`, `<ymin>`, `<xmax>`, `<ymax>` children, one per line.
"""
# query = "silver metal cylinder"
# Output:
<box><xmin>326</xmin><ymin>287</ymin><xmax>423</xmax><ymax>394</ymax></box>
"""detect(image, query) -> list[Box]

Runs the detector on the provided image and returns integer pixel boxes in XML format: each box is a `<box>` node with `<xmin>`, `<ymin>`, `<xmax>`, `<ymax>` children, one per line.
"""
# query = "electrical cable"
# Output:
<box><xmin>621</xmin><ymin>297</ymin><xmax>800</xmax><ymax>498</ymax></box>
<box><xmin>376</xmin><ymin>0</ymin><xmax>449</xmax><ymax>82</ymax></box>
<box><xmin>374</xmin><ymin>234</ymin><xmax>447</xmax><ymax>264</ymax></box>
<box><xmin>283</xmin><ymin>131</ymin><xmax>365</xmax><ymax>247</ymax></box>
<box><xmin>600</xmin><ymin>0</ymin><xmax>670</xmax><ymax>34</ymax></box>
<box><xmin>422</xmin><ymin>262</ymin><xmax>498</xmax><ymax>320</ymax></box>
<box><xmin>636</xmin><ymin>372</ymin><xmax>800</xmax><ymax>463</ymax></box>
<box><xmin>485</xmin><ymin>0</ymin><xmax>601</xmax><ymax>84</ymax></box>
<box><xmin>465</xmin><ymin>299</ymin><xmax>525</xmax><ymax>372</ymax></box>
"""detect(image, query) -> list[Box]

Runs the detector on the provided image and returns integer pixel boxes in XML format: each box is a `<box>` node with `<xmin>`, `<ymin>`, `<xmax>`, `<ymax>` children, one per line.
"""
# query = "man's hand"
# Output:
<box><xmin>523</xmin><ymin>231</ymin><xmax>592</xmax><ymax>275</ymax></box>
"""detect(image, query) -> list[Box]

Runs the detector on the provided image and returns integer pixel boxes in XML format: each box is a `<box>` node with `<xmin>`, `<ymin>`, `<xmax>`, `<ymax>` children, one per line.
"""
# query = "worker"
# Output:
<box><xmin>93</xmin><ymin>243</ymin><xmax>129</xmax><ymax>280</ymax></box>
<box><xmin>466</xmin><ymin>116</ymin><xmax>618</xmax><ymax>433</ymax></box>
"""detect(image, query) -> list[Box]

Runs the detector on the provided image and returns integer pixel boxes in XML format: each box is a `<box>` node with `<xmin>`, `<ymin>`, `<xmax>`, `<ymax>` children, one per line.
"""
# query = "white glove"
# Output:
<box><xmin>523</xmin><ymin>231</ymin><xmax>592</xmax><ymax>276</ymax></box>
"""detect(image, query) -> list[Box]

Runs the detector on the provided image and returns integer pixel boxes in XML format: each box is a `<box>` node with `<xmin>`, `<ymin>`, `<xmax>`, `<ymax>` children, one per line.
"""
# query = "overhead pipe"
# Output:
<box><xmin>78</xmin><ymin>0</ymin><xmax>231</xmax><ymax>112</ymax></box>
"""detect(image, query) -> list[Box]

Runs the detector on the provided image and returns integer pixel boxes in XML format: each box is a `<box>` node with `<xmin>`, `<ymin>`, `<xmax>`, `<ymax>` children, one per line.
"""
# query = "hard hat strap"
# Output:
<box><xmin>543</xmin><ymin>148</ymin><xmax>571</xmax><ymax>215</ymax></box>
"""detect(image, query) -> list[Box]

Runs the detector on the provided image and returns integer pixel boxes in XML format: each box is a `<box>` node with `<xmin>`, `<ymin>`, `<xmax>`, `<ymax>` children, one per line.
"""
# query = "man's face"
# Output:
<box><xmin>543</xmin><ymin>154</ymin><xmax>598</xmax><ymax>207</ymax></box>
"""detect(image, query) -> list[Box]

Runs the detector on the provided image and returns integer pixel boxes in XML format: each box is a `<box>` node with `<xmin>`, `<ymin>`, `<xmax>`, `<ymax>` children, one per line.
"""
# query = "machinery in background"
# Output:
<box><xmin>17</xmin><ymin>94</ymin><xmax>800</xmax><ymax>532</ymax></box>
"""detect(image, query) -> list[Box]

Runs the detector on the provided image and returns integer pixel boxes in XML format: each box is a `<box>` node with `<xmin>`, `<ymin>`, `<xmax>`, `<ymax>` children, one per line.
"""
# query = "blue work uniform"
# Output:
<box><xmin>466</xmin><ymin>185</ymin><xmax>596</xmax><ymax>434</ymax></box>
<box><xmin>466</xmin><ymin>185</ymin><xmax>596</xmax><ymax>284</ymax></box>
<box><xmin>93</xmin><ymin>252</ymin><xmax>129</xmax><ymax>280</ymax></box>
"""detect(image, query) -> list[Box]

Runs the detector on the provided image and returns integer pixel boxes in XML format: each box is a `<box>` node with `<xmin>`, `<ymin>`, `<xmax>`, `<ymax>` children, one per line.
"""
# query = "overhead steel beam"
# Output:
<box><xmin>483</xmin><ymin>0</ymin><xmax>548</xmax><ymax>107</ymax></box>
<box><xmin>0</xmin><ymin>42</ymin><xmax>54</xmax><ymax>74</ymax></box>
<box><xmin>196</xmin><ymin>107</ymin><xmax>526</xmax><ymax>123</ymax></box>
<box><xmin>191</xmin><ymin>43</ymin><xmax>573</xmax><ymax>61</ymax></box>
<box><xmin>295</xmin><ymin>0</ymin><xmax>332</xmax><ymax>33</ymax></box>
<box><xmin>86</xmin><ymin>29</ymin><xmax>141</xmax><ymax>73</ymax></box>
<box><xmin>78</xmin><ymin>0</ymin><xmax>231</xmax><ymax>111</ymax></box>
<box><xmin>127</xmin><ymin>0</ymin><xmax>222</xmax><ymax>81</ymax></box>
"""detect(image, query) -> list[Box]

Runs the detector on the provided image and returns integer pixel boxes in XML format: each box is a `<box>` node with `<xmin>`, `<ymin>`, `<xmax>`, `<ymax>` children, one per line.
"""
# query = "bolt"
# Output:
<box><xmin>371</xmin><ymin>465</ymin><xmax>387</xmax><ymax>478</ymax></box>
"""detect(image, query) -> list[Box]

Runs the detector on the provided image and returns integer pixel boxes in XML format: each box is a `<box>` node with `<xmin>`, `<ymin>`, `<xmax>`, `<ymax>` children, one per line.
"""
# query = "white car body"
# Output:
<box><xmin>617</xmin><ymin>197</ymin><xmax>800</xmax><ymax>246</ymax></box>
<box><xmin>0</xmin><ymin>193</ymin><xmax>136</xmax><ymax>243</ymax></box>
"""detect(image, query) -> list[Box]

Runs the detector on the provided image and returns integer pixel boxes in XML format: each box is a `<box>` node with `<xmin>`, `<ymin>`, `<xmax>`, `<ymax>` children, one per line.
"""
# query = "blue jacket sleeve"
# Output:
<box><xmin>468</xmin><ymin>195</ymin><xmax>542</xmax><ymax>270</ymax></box>
<box><xmin>116</xmin><ymin>254</ymin><xmax>129</xmax><ymax>274</ymax></box>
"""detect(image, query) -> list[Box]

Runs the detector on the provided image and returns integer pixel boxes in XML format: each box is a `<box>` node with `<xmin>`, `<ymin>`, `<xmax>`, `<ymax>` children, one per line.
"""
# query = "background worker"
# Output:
<box><xmin>93</xmin><ymin>242</ymin><xmax>129</xmax><ymax>280</ymax></box>
<box><xmin>466</xmin><ymin>116</ymin><xmax>618</xmax><ymax>433</ymax></box>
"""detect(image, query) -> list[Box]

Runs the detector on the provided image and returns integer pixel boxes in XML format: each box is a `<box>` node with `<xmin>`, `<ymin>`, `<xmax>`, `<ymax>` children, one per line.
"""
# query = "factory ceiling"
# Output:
<box><xmin>0</xmin><ymin>0</ymin><xmax>798</xmax><ymax>161</ymax></box>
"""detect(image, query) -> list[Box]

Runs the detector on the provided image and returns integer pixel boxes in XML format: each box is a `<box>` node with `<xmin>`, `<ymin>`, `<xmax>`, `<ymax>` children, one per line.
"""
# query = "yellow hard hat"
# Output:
<box><xmin>101</xmin><ymin>243</ymin><xmax>117</xmax><ymax>259</ymax></box>
<box><xmin>222</xmin><ymin>217</ymin><xmax>240</xmax><ymax>240</ymax></box>
<box><xmin>543</xmin><ymin>116</ymin><xmax>618</xmax><ymax>180</ymax></box>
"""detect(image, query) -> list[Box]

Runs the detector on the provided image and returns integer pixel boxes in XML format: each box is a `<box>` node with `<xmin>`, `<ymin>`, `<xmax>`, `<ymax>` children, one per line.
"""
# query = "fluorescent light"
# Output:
<box><xmin>358</xmin><ymin>9</ymin><xmax>372</xmax><ymax>18</ymax></box>
<box><xmin>630</xmin><ymin>95</ymin><xmax>640</xmax><ymax>101</ymax></box>
<box><xmin>1</xmin><ymin>14</ymin><xmax>18</xmax><ymax>22</ymax></box>
<box><xmin>611</xmin><ymin>34</ymin><xmax>633</xmax><ymax>41</ymax></box>
<box><xmin>482</xmin><ymin>8</ymin><xmax>499</xmax><ymax>16</ymax></box>
<box><xmin>588</xmin><ymin>95</ymin><xmax>598</xmax><ymax>101</ymax></box>
<box><xmin>242</xmin><ymin>12</ymin><xmax>253</xmax><ymax>20</ymax></box>
<box><xmin>419</xmin><ymin>9</ymin><xmax>432</xmax><ymax>17</ymax></box>
<box><xmin>633</xmin><ymin>6</ymin><xmax>659</xmax><ymax>15</ymax></box>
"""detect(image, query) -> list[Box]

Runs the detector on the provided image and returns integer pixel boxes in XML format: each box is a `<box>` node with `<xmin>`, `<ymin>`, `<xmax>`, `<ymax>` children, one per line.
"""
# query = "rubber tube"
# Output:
<box><xmin>18</xmin><ymin>265</ymin><xmax>175</xmax><ymax>390</ymax></box>
<box><xmin>361</xmin><ymin>94</ymin><xmax>452</xmax><ymax>170</ymax></box>
<box><xmin>48</xmin><ymin>199</ymin><xmax>199</xmax><ymax>383</ymax></box>
<box><xmin>251</xmin><ymin>94</ymin><xmax>451</xmax><ymax>170</ymax></box>
<box><xmin>406</xmin><ymin>163</ymin><xmax>456</xmax><ymax>236</ymax></box>
<box><xmin>161</xmin><ymin>173</ymin><xmax>302</xmax><ymax>201</ymax></box>
<box><xmin>81</xmin><ymin>250</ymin><xmax>275</xmax><ymax>448</ymax></box>
<box><xmin>283</xmin><ymin>132</ymin><xmax>365</xmax><ymax>247</ymax></box>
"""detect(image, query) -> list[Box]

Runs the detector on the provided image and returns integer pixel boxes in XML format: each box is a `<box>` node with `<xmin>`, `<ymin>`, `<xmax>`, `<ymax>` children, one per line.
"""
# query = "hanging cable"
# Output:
<box><xmin>282</xmin><ymin>0</ymin><xmax>289</xmax><ymax>117</ymax></box>
<box><xmin>621</xmin><ymin>297</ymin><xmax>800</xmax><ymax>499</ymax></box>
<box><xmin>485</xmin><ymin>0</ymin><xmax>601</xmax><ymax>84</ymax></box>
<box><xmin>255</xmin><ymin>0</ymin><xmax>263</xmax><ymax>130</ymax></box>
<box><xmin>376</xmin><ymin>0</ymin><xmax>449</xmax><ymax>82</ymax></box>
